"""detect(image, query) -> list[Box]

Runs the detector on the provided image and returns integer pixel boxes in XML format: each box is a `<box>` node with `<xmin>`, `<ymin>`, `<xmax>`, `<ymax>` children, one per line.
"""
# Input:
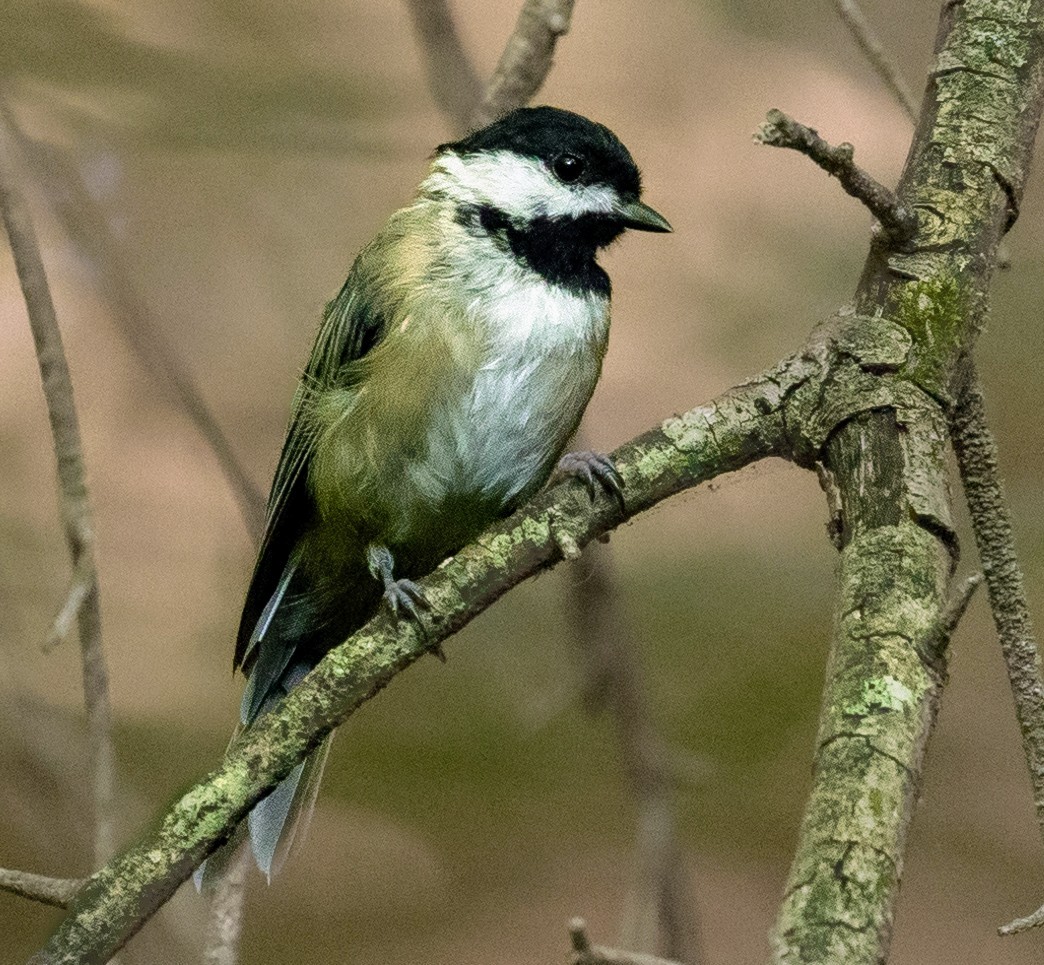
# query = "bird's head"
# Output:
<box><xmin>422</xmin><ymin>107</ymin><xmax>670</xmax><ymax>292</ymax></box>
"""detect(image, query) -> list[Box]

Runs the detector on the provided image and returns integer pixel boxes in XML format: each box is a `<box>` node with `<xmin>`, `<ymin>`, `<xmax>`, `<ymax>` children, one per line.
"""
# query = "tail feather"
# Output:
<box><xmin>249</xmin><ymin>735</ymin><xmax>333</xmax><ymax>879</ymax></box>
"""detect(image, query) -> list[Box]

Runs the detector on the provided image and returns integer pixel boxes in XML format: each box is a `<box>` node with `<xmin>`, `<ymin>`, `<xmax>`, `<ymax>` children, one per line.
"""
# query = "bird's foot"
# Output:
<box><xmin>366</xmin><ymin>544</ymin><xmax>442</xmax><ymax>659</ymax></box>
<box><xmin>556</xmin><ymin>450</ymin><xmax>625</xmax><ymax>511</ymax></box>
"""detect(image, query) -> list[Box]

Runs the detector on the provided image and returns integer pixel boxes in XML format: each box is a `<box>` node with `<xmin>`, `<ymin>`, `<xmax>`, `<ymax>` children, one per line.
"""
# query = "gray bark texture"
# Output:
<box><xmin>19</xmin><ymin>0</ymin><xmax>1044</xmax><ymax>962</ymax></box>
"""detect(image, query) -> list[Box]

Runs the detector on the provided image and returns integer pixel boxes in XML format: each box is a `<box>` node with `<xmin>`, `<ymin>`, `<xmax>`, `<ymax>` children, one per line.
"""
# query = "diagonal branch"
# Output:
<box><xmin>830</xmin><ymin>0</ymin><xmax>919</xmax><ymax>122</ymax></box>
<box><xmin>30</xmin><ymin>370</ymin><xmax>791</xmax><ymax>964</ymax></box>
<box><xmin>0</xmin><ymin>111</ymin><xmax>117</xmax><ymax>869</ymax></box>
<box><xmin>949</xmin><ymin>362</ymin><xmax>1044</xmax><ymax>935</ymax></box>
<box><xmin>470</xmin><ymin>0</ymin><xmax>576</xmax><ymax>128</ymax></box>
<box><xmin>0</xmin><ymin>102</ymin><xmax>266</xmax><ymax>542</ymax></box>
<box><xmin>755</xmin><ymin>109</ymin><xmax>917</xmax><ymax>245</ymax></box>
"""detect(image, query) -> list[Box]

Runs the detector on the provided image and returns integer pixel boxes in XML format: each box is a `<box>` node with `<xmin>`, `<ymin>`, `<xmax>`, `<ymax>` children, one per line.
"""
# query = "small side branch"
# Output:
<box><xmin>470</xmin><ymin>0</ymin><xmax>576</xmax><ymax>128</ymax></box>
<box><xmin>830</xmin><ymin>0</ymin><xmax>918</xmax><ymax>122</ymax></box>
<box><xmin>0</xmin><ymin>114</ymin><xmax>117</xmax><ymax>867</ymax></box>
<box><xmin>569</xmin><ymin>919</ymin><xmax>683</xmax><ymax>965</ymax></box>
<box><xmin>0</xmin><ymin>869</ymin><xmax>82</xmax><ymax>909</ymax></box>
<box><xmin>755</xmin><ymin>109</ymin><xmax>917</xmax><ymax>245</ymax></box>
<box><xmin>949</xmin><ymin>363</ymin><xmax>1044</xmax><ymax>936</ymax></box>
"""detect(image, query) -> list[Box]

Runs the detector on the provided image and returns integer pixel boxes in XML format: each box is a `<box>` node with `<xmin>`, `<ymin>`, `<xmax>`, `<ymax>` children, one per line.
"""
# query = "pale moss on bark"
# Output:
<box><xmin>775</xmin><ymin>525</ymin><xmax>945</xmax><ymax>965</ymax></box>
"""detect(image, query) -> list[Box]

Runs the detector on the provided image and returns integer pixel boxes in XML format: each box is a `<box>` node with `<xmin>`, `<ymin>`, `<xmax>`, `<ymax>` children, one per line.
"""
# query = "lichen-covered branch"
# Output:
<box><xmin>949</xmin><ymin>363</ymin><xmax>1044</xmax><ymax>935</ymax></box>
<box><xmin>470</xmin><ymin>0</ymin><xmax>575</xmax><ymax>128</ymax></box>
<box><xmin>30</xmin><ymin>372</ymin><xmax>790</xmax><ymax>965</ymax></box>
<box><xmin>773</xmin><ymin>0</ymin><xmax>1044</xmax><ymax>960</ymax></box>
<box><xmin>0</xmin><ymin>115</ymin><xmax>117</xmax><ymax>868</ymax></box>
<box><xmin>755</xmin><ymin>109</ymin><xmax>917</xmax><ymax>245</ymax></box>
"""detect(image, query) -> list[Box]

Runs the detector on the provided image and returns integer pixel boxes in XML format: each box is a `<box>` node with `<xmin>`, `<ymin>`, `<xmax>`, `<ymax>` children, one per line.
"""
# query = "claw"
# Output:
<box><xmin>556</xmin><ymin>450</ymin><xmax>626</xmax><ymax>512</ymax></box>
<box><xmin>367</xmin><ymin>544</ymin><xmax>434</xmax><ymax>644</ymax></box>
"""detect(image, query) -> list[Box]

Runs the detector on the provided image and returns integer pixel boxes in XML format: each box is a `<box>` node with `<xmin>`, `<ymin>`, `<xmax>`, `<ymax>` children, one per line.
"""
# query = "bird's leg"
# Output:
<box><xmin>555</xmin><ymin>450</ymin><xmax>625</xmax><ymax>512</ymax></box>
<box><xmin>365</xmin><ymin>544</ymin><xmax>443</xmax><ymax>660</ymax></box>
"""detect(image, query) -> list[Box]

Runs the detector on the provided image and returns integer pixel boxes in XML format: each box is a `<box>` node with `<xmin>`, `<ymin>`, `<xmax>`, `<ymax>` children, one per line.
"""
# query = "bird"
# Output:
<box><xmin>213</xmin><ymin>105</ymin><xmax>671</xmax><ymax>881</ymax></box>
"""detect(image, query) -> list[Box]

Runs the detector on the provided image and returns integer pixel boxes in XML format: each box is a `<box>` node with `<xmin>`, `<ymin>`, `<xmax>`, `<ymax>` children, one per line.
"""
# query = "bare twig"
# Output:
<box><xmin>569</xmin><ymin>918</ymin><xmax>684</xmax><ymax>965</ymax></box>
<box><xmin>44</xmin><ymin>557</ymin><xmax>93</xmax><ymax>652</ymax></box>
<box><xmin>202</xmin><ymin>844</ymin><xmax>250</xmax><ymax>965</ymax></box>
<box><xmin>404</xmin><ymin>0</ymin><xmax>485</xmax><ymax>132</ymax></box>
<box><xmin>470</xmin><ymin>0</ymin><xmax>576</xmax><ymax>128</ymax></box>
<box><xmin>0</xmin><ymin>869</ymin><xmax>82</xmax><ymax>909</ymax></box>
<box><xmin>830</xmin><ymin>0</ymin><xmax>918</xmax><ymax>121</ymax></box>
<box><xmin>567</xmin><ymin>546</ymin><xmax>699</xmax><ymax>963</ymax></box>
<box><xmin>754</xmin><ymin>109</ymin><xmax>918</xmax><ymax>245</ymax></box>
<box><xmin>948</xmin><ymin>363</ymin><xmax>1044</xmax><ymax>935</ymax></box>
<box><xmin>0</xmin><ymin>115</ymin><xmax>117</xmax><ymax>867</ymax></box>
<box><xmin>0</xmin><ymin>102</ymin><xmax>266</xmax><ymax>542</ymax></box>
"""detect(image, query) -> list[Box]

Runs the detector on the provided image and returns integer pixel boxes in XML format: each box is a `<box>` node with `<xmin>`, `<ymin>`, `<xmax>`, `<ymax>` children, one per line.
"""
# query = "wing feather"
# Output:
<box><xmin>233</xmin><ymin>271</ymin><xmax>388</xmax><ymax>672</ymax></box>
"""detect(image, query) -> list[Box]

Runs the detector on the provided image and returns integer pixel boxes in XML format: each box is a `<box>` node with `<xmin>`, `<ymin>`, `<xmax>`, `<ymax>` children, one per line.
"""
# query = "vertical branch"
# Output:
<box><xmin>0</xmin><ymin>120</ymin><xmax>116</xmax><ymax>865</ymax></box>
<box><xmin>567</xmin><ymin>549</ymin><xmax>699</xmax><ymax>963</ymax></box>
<box><xmin>407</xmin><ymin>3</ymin><xmax>698</xmax><ymax>956</ymax></box>
<box><xmin>949</xmin><ymin>362</ymin><xmax>1044</xmax><ymax>934</ymax></box>
<box><xmin>202</xmin><ymin>845</ymin><xmax>251</xmax><ymax>965</ymax></box>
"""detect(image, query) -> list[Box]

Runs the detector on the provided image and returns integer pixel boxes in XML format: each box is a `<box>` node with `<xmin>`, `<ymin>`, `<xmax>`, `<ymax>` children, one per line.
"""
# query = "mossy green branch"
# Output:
<box><xmin>29</xmin><ymin>374</ymin><xmax>792</xmax><ymax>965</ymax></box>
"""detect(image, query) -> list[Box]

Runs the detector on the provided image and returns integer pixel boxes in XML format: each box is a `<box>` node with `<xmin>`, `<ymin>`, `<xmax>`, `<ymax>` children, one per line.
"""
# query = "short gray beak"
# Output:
<box><xmin>616</xmin><ymin>198</ymin><xmax>673</xmax><ymax>233</ymax></box>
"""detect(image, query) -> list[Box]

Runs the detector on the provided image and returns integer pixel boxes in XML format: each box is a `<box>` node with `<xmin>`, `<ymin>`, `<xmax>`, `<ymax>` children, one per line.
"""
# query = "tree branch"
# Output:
<box><xmin>567</xmin><ymin>544</ymin><xmax>700</xmax><ymax>962</ymax></box>
<box><xmin>408</xmin><ymin>5</ymin><xmax>700</xmax><ymax>958</ymax></box>
<box><xmin>0</xmin><ymin>869</ymin><xmax>82</xmax><ymax>910</ymax></box>
<box><xmin>830</xmin><ymin>0</ymin><xmax>919</xmax><ymax>121</ymax></box>
<box><xmin>0</xmin><ymin>102</ymin><xmax>267</xmax><ymax>542</ymax></box>
<box><xmin>949</xmin><ymin>362</ymin><xmax>1044</xmax><ymax>935</ymax></box>
<box><xmin>755</xmin><ymin>109</ymin><xmax>918</xmax><ymax>245</ymax></box>
<box><xmin>30</xmin><ymin>369</ymin><xmax>791</xmax><ymax>964</ymax></box>
<box><xmin>773</xmin><ymin>0</ymin><xmax>1044</xmax><ymax>958</ymax></box>
<box><xmin>0</xmin><ymin>112</ymin><xmax>117</xmax><ymax>868</ymax></box>
<box><xmin>469</xmin><ymin>0</ymin><xmax>576</xmax><ymax>128</ymax></box>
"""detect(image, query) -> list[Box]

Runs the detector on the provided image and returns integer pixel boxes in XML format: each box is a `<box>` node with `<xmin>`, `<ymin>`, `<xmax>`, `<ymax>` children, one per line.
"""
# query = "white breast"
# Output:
<box><xmin>409</xmin><ymin>243</ymin><xmax>610</xmax><ymax>511</ymax></box>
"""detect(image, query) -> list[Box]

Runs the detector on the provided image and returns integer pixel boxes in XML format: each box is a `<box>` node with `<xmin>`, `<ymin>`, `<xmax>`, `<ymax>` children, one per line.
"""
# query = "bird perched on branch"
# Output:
<box><xmin>209</xmin><ymin>106</ymin><xmax>671</xmax><ymax>881</ymax></box>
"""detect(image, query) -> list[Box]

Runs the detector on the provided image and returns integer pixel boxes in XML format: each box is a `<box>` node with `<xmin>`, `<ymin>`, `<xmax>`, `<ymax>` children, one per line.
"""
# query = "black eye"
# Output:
<box><xmin>552</xmin><ymin>154</ymin><xmax>585</xmax><ymax>183</ymax></box>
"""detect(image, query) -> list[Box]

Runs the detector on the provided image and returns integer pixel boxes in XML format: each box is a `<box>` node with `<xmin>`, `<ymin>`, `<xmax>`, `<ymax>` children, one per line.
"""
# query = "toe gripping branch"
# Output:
<box><xmin>365</xmin><ymin>543</ymin><xmax>443</xmax><ymax>660</ymax></box>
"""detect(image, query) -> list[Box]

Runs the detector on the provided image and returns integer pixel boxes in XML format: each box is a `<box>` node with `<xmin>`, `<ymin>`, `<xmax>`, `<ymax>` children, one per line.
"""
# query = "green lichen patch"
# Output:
<box><xmin>892</xmin><ymin>276</ymin><xmax>967</xmax><ymax>400</ymax></box>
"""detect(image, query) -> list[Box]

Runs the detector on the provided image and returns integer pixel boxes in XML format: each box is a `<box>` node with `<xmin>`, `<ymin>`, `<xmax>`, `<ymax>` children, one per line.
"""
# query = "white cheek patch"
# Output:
<box><xmin>425</xmin><ymin>151</ymin><xmax>620</xmax><ymax>222</ymax></box>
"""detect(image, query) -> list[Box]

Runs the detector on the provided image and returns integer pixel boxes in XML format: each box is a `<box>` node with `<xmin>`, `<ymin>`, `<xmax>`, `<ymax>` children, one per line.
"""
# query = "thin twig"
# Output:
<box><xmin>44</xmin><ymin>557</ymin><xmax>92</xmax><ymax>652</ymax></box>
<box><xmin>569</xmin><ymin>918</ymin><xmax>684</xmax><ymax>965</ymax></box>
<box><xmin>754</xmin><ymin>108</ymin><xmax>918</xmax><ymax>245</ymax></box>
<box><xmin>470</xmin><ymin>0</ymin><xmax>576</xmax><ymax>128</ymax></box>
<box><xmin>0</xmin><ymin>869</ymin><xmax>82</xmax><ymax>909</ymax></box>
<box><xmin>202</xmin><ymin>844</ymin><xmax>251</xmax><ymax>965</ymax></box>
<box><xmin>0</xmin><ymin>102</ymin><xmax>266</xmax><ymax>542</ymax></box>
<box><xmin>948</xmin><ymin>362</ymin><xmax>1044</xmax><ymax>935</ymax></box>
<box><xmin>0</xmin><ymin>114</ymin><xmax>117</xmax><ymax>867</ymax></box>
<box><xmin>830</xmin><ymin>0</ymin><xmax>918</xmax><ymax>121</ymax></box>
<box><xmin>403</xmin><ymin>0</ymin><xmax>485</xmax><ymax>132</ymax></box>
<box><xmin>567</xmin><ymin>545</ymin><xmax>699</xmax><ymax>963</ymax></box>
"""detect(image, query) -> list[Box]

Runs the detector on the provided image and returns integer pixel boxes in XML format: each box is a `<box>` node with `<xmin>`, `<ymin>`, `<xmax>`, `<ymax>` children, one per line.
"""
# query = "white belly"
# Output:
<box><xmin>409</xmin><ymin>277</ymin><xmax>610</xmax><ymax>509</ymax></box>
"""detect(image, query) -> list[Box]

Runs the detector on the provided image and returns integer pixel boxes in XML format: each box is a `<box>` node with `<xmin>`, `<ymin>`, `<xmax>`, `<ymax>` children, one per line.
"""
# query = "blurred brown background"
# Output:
<box><xmin>2</xmin><ymin>0</ymin><xmax>1044</xmax><ymax>962</ymax></box>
